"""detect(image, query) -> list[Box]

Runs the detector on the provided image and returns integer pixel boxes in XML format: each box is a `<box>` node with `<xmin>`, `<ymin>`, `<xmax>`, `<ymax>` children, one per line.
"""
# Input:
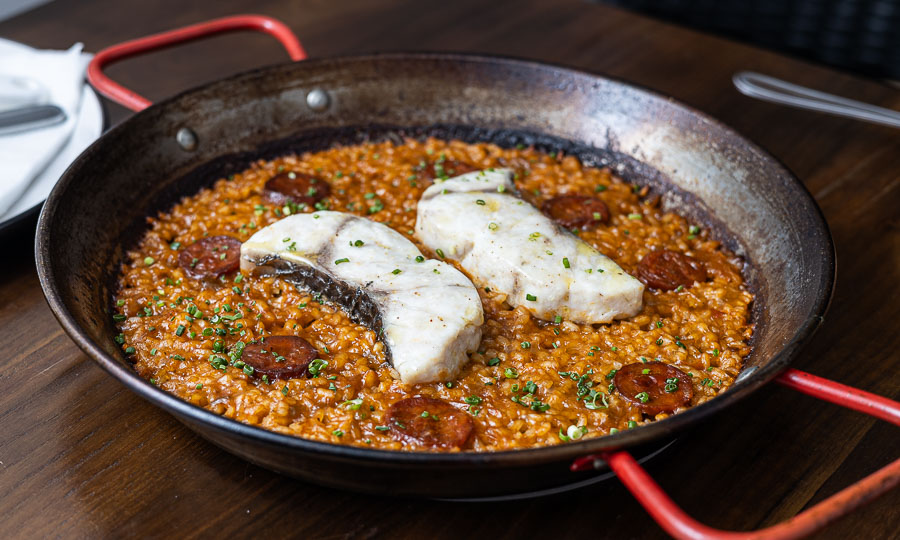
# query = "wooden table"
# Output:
<box><xmin>1</xmin><ymin>1</ymin><xmax>898</xmax><ymax>538</ymax></box>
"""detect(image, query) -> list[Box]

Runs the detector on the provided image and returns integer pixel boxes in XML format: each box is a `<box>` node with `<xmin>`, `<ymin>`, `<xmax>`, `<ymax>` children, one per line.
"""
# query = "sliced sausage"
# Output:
<box><xmin>264</xmin><ymin>171</ymin><xmax>331</xmax><ymax>207</ymax></box>
<box><xmin>386</xmin><ymin>396</ymin><xmax>474</xmax><ymax>449</ymax></box>
<box><xmin>178</xmin><ymin>235</ymin><xmax>242</xmax><ymax>279</ymax></box>
<box><xmin>541</xmin><ymin>195</ymin><xmax>610</xmax><ymax>229</ymax></box>
<box><xmin>636</xmin><ymin>249</ymin><xmax>707</xmax><ymax>291</ymax></box>
<box><xmin>614</xmin><ymin>361</ymin><xmax>692</xmax><ymax>416</ymax></box>
<box><xmin>239</xmin><ymin>335</ymin><xmax>318</xmax><ymax>379</ymax></box>
<box><xmin>430</xmin><ymin>160</ymin><xmax>478</xmax><ymax>180</ymax></box>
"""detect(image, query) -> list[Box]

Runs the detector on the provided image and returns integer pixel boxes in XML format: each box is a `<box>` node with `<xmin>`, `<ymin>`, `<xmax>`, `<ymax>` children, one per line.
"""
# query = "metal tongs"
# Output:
<box><xmin>733</xmin><ymin>71</ymin><xmax>900</xmax><ymax>129</ymax></box>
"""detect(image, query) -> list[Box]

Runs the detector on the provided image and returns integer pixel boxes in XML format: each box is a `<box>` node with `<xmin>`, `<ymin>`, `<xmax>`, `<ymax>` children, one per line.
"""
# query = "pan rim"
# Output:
<box><xmin>35</xmin><ymin>51</ymin><xmax>835</xmax><ymax>467</ymax></box>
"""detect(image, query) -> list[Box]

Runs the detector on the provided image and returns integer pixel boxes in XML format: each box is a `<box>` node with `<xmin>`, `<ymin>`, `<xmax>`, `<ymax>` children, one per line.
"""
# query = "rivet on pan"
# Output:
<box><xmin>176</xmin><ymin>127</ymin><xmax>198</xmax><ymax>151</ymax></box>
<box><xmin>306</xmin><ymin>89</ymin><xmax>330</xmax><ymax>111</ymax></box>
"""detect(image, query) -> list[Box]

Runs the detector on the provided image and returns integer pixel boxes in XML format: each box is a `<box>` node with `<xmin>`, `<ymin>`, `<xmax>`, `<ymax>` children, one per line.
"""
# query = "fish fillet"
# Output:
<box><xmin>240</xmin><ymin>212</ymin><xmax>484</xmax><ymax>384</ymax></box>
<box><xmin>415</xmin><ymin>169</ymin><xmax>644</xmax><ymax>323</ymax></box>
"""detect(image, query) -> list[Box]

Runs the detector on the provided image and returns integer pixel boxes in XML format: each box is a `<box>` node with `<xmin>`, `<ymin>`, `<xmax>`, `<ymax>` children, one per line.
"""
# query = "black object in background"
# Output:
<box><xmin>598</xmin><ymin>0</ymin><xmax>900</xmax><ymax>80</ymax></box>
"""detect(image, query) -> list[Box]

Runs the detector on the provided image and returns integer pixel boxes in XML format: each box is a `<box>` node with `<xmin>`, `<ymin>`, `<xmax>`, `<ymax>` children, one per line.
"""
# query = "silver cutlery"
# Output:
<box><xmin>733</xmin><ymin>71</ymin><xmax>900</xmax><ymax>129</ymax></box>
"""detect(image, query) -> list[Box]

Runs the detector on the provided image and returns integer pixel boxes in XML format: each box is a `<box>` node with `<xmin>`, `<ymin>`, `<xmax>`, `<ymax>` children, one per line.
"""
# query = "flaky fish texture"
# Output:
<box><xmin>416</xmin><ymin>169</ymin><xmax>644</xmax><ymax>324</ymax></box>
<box><xmin>241</xmin><ymin>212</ymin><xmax>484</xmax><ymax>384</ymax></box>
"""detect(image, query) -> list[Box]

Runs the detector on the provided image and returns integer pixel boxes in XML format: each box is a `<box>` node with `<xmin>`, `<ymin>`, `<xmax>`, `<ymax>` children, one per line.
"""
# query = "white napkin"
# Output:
<box><xmin>0</xmin><ymin>41</ymin><xmax>91</xmax><ymax>216</ymax></box>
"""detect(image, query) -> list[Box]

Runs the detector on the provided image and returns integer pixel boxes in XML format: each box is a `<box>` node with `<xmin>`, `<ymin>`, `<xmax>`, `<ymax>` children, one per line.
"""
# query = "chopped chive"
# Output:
<box><xmin>525</xmin><ymin>293</ymin><xmax>537</xmax><ymax>301</ymax></box>
<box><xmin>175</xmin><ymin>325</ymin><xmax>185</xmax><ymax>336</ymax></box>
<box><xmin>664</xmin><ymin>377</ymin><xmax>679</xmax><ymax>393</ymax></box>
<box><xmin>342</xmin><ymin>398</ymin><xmax>363</xmax><ymax>410</ymax></box>
<box><xmin>415</xmin><ymin>255</ymin><xmax>425</xmax><ymax>263</ymax></box>
<box><xmin>143</xmin><ymin>256</ymin><xmax>154</xmax><ymax>265</ymax></box>
<box><xmin>628</xmin><ymin>213</ymin><xmax>643</xmax><ymax>220</ymax></box>
<box><xmin>562</xmin><ymin>257</ymin><xmax>570</xmax><ymax>269</ymax></box>
<box><xmin>435</xmin><ymin>248</ymin><xmax>445</xmax><ymax>258</ymax></box>
<box><xmin>487</xmin><ymin>357</ymin><xmax>501</xmax><ymax>366</ymax></box>
<box><xmin>475</xmin><ymin>199</ymin><xmax>486</xmax><ymax>206</ymax></box>
<box><xmin>391</xmin><ymin>269</ymin><xmax>401</xmax><ymax>275</ymax></box>
<box><xmin>334</xmin><ymin>258</ymin><xmax>350</xmax><ymax>265</ymax></box>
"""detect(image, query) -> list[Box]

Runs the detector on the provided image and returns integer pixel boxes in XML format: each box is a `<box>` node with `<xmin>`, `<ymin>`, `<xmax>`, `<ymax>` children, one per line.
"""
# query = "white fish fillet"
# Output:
<box><xmin>415</xmin><ymin>169</ymin><xmax>644</xmax><ymax>323</ymax></box>
<box><xmin>240</xmin><ymin>212</ymin><xmax>484</xmax><ymax>384</ymax></box>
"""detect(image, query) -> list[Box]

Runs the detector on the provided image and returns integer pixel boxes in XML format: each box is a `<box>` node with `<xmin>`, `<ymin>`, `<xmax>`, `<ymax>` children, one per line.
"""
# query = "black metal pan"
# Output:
<box><xmin>35</xmin><ymin>15</ymin><xmax>900</xmax><ymax>539</ymax></box>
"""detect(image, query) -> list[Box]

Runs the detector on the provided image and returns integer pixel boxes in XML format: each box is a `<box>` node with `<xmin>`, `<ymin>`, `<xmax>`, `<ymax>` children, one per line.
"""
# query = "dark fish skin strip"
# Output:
<box><xmin>246</xmin><ymin>255</ymin><xmax>392</xmax><ymax>366</ymax></box>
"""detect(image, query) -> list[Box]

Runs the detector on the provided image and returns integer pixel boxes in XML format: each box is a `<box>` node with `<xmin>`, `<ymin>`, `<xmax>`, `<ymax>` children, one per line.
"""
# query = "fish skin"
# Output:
<box><xmin>415</xmin><ymin>169</ymin><xmax>644</xmax><ymax>324</ymax></box>
<box><xmin>240</xmin><ymin>212</ymin><xmax>484</xmax><ymax>384</ymax></box>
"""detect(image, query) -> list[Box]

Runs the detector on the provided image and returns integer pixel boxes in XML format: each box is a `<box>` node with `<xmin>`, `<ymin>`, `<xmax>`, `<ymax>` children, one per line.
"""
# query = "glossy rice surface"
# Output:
<box><xmin>114</xmin><ymin>138</ymin><xmax>754</xmax><ymax>452</ymax></box>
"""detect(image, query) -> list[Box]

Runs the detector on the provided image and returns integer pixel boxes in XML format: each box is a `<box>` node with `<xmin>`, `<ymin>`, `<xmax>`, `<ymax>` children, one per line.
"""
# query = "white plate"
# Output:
<box><xmin>0</xmin><ymin>70</ymin><xmax>104</xmax><ymax>231</ymax></box>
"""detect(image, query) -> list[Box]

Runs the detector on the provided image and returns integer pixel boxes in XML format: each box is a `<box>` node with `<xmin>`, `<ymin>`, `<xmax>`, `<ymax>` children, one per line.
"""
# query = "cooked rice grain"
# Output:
<box><xmin>114</xmin><ymin>138</ymin><xmax>753</xmax><ymax>451</ymax></box>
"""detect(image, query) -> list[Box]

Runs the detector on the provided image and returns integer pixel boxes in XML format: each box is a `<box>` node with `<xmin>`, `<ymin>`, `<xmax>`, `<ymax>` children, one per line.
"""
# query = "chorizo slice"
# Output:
<box><xmin>614</xmin><ymin>361</ymin><xmax>692</xmax><ymax>416</ymax></box>
<box><xmin>264</xmin><ymin>171</ymin><xmax>331</xmax><ymax>206</ymax></box>
<box><xmin>636</xmin><ymin>249</ymin><xmax>707</xmax><ymax>291</ymax></box>
<box><xmin>541</xmin><ymin>195</ymin><xmax>610</xmax><ymax>229</ymax></box>
<box><xmin>386</xmin><ymin>396</ymin><xmax>474</xmax><ymax>449</ymax></box>
<box><xmin>430</xmin><ymin>160</ymin><xmax>478</xmax><ymax>180</ymax></box>
<box><xmin>239</xmin><ymin>335</ymin><xmax>318</xmax><ymax>379</ymax></box>
<box><xmin>178</xmin><ymin>235</ymin><xmax>242</xmax><ymax>279</ymax></box>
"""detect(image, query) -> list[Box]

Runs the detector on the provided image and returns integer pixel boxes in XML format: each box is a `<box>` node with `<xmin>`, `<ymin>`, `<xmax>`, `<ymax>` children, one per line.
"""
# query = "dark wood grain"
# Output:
<box><xmin>1</xmin><ymin>0</ymin><xmax>898</xmax><ymax>538</ymax></box>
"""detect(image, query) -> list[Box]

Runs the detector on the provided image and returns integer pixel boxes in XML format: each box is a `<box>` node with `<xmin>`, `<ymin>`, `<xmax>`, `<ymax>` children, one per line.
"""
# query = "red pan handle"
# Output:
<box><xmin>87</xmin><ymin>14</ymin><xmax>307</xmax><ymax>112</ymax></box>
<box><xmin>572</xmin><ymin>368</ymin><xmax>900</xmax><ymax>539</ymax></box>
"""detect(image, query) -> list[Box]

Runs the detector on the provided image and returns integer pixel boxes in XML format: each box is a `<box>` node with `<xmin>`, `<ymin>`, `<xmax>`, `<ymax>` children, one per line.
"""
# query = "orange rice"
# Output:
<box><xmin>113</xmin><ymin>138</ymin><xmax>753</xmax><ymax>451</ymax></box>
